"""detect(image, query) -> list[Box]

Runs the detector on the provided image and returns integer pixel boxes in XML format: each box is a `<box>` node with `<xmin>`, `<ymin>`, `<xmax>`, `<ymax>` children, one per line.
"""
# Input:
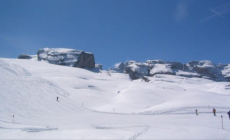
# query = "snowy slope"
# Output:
<box><xmin>0</xmin><ymin>59</ymin><xmax>87</xmax><ymax>121</ymax></box>
<box><xmin>1</xmin><ymin>58</ymin><xmax>230</xmax><ymax>139</ymax></box>
<box><xmin>6</xmin><ymin>58</ymin><xmax>230</xmax><ymax>114</ymax></box>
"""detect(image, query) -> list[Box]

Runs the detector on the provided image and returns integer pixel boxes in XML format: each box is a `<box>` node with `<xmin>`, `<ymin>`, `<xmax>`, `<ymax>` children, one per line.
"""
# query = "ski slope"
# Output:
<box><xmin>0</xmin><ymin>58</ymin><xmax>230</xmax><ymax>139</ymax></box>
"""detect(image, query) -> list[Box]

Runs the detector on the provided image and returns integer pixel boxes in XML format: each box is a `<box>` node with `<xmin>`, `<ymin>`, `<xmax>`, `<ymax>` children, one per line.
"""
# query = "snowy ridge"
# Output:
<box><xmin>110</xmin><ymin>60</ymin><xmax>230</xmax><ymax>81</ymax></box>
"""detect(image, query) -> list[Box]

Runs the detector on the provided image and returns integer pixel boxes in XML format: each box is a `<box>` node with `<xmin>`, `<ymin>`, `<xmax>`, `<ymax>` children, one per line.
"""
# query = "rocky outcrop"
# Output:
<box><xmin>221</xmin><ymin>64</ymin><xmax>230</xmax><ymax>81</ymax></box>
<box><xmin>18</xmin><ymin>54</ymin><xmax>33</xmax><ymax>59</ymax></box>
<box><xmin>186</xmin><ymin>60</ymin><xmax>224</xmax><ymax>81</ymax></box>
<box><xmin>73</xmin><ymin>51</ymin><xmax>95</xmax><ymax>69</ymax></box>
<box><xmin>37</xmin><ymin>48</ymin><xmax>95</xmax><ymax>69</ymax></box>
<box><xmin>111</xmin><ymin>61</ymin><xmax>149</xmax><ymax>79</ymax></box>
<box><xmin>110</xmin><ymin>60</ymin><xmax>230</xmax><ymax>82</ymax></box>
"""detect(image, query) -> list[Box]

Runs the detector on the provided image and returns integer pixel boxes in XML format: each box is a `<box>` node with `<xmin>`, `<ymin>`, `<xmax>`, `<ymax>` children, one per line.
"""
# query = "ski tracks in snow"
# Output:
<box><xmin>128</xmin><ymin>125</ymin><xmax>151</xmax><ymax>140</ymax></box>
<box><xmin>0</xmin><ymin>59</ymin><xmax>31</xmax><ymax>76</ymax></box>
<box><xmin>1</xmin><ymin>59</ymin><xmax>88</xmax><ymax>113</ymax></box>
<box><xmin>37</xmin><ymin>77</ymin><xmax>70</xmax><ymax>97</ymax></box>
<box><xmin>92</xmin><ymin>125</ymin><xmax>151</xmax><ymax>140</ymax></box>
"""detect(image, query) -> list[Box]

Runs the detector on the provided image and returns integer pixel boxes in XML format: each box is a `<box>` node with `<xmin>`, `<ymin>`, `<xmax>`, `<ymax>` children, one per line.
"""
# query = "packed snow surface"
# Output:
<box><xmin>0</xmin><ymin>58</ymin><xmax>230</xmax><ymax>139</ymax></box>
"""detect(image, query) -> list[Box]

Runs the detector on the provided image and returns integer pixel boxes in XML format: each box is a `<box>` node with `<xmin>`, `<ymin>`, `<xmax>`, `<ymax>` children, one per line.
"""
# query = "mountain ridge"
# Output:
<box><xmin>18</xmin><ymin>48</ymin><xmax>230</xmax><ymax>82</ymax></box>
<box><xmin>110</xmin><ymin>60</ymin><xmax>230</xmax><ymax>82</ymax></box>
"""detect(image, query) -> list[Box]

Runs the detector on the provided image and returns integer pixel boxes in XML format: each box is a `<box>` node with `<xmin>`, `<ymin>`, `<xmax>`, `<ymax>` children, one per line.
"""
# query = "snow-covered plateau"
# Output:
<box><xmin>1</xmin><ymin>58</ymin><xmax>230</xmax><ymax>139</ymax></box>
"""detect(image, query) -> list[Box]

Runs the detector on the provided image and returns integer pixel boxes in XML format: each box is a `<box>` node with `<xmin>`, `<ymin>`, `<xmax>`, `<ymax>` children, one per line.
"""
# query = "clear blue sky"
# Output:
<box><xmin>0</xmin><ymin>0</ymin><xmax>229</xmax><ymax>69</ymax></box>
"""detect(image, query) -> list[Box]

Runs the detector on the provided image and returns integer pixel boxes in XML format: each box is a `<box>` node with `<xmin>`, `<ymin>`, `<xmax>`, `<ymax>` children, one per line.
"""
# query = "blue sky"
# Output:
<box><xmin>0</xmin><ymin>0</ymin><xmax>229</xmax><ymax>69</ymax></box>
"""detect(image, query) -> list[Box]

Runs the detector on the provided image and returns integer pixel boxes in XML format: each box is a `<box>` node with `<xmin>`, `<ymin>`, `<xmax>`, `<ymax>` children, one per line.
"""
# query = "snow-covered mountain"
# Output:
<box><xmin>110</xmin><ymin>60</ymin><xmax>230</xmax><ymax>82</ymax></box>
<box><xmin>18</xmin><ymin>48</ymin><xmax>230</xmax><ymax>82</ymax></box>
<box><xmin>19</xmin><ymin>48</ymin><xmax>97</xmax><ymax>69</ymax></box>
<box><xmin>1</xmin><ymin>51</ymin><xmax>230</xmax><ymax>139</ymax></box>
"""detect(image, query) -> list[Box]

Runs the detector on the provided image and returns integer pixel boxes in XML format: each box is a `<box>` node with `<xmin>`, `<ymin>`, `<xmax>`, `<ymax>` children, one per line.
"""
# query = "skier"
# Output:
<box><xmin>195</xmin><ymin>109</ymin><xmax>198</xmax><ymax>115</ymax></box>
<box><xmin>57</xmin><ymin>96</ymin><xmax>59</xmax><ymax>102</ymax></box>
<box><xmin>213</xmin><ymin>108</ymin><xmax>216</xmax><ymax>116</ymax></box>
<box><xmin>227</xmin><ymin>110</ymin><xmax>230</xmax><ymax>119</ymax></box>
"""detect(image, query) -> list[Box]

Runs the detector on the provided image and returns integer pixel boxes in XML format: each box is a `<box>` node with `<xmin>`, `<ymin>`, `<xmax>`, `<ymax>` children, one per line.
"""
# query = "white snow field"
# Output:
<box><xmin>0</xmin><ymin>58</ymin><xmax>230</xmax><ymax>139</ymax></box>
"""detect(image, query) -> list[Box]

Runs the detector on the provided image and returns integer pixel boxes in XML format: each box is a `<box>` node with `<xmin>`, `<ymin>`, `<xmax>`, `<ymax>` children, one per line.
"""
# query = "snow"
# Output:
<box><xmin>37</xmin><ymin>48</ymin><xmax>84</xmax><ymax>66</ymax></box>
<box><xmin>146</xmin><ymin>60</ymin><xmax>165</xmax><ymax>64</ymax></box>
<box><xmin>222</xmin><ymin>64</ymin><xmax>230</xmax><ymax>78</ymax></box>
<box><xmin>129</xmin><ymin>63</ymin><xmax>149</xmax><ymax>75</ymax></box>
<box><xmin>198</xmin><ymin>60</ymin><xmax>215</xmax><ymax>68</ymax></box>
<box><xmin>176</xmin><ymin>70</ymin><xmax>201</xmax><ymax>77</ymax></box>
<box><xmin>29</xmin><ymin>55</ymin><xmax>38</xmax><ymax>61</ymax></box>
<box><xmin>43</xmin><ymin>48</ymin><xmax>82</xmax><ymax>54</ymax></box>
<box><xmin>0</xmin><ymin>58</ymin><xmax>230</xmax><ymax>139</ymax></box>
<box><xmin>150</xmin><ymin>64</ymin><xmax>174</xmax><ymax>75</ymax></box>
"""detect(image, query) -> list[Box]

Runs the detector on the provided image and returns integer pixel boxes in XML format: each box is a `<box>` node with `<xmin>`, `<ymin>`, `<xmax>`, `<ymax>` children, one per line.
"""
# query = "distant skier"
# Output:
<box><xmin>213</xmin><ymin>108</ymin><xmax>216</xmax><ymax>116</ymax></box>
<box><xmin>57</xmin><ymin>96</ymin><xmax>59</xmax><ymax>102</ymax></box>
<box><xmin>195</xmin><ymin>109</ymin><xmax>198</xmax><ymax>115</ymax></box>
<box><xmin>227</xmin><ymin>110</ymin><xmax>230</xmax><ymax>119</ymax></box>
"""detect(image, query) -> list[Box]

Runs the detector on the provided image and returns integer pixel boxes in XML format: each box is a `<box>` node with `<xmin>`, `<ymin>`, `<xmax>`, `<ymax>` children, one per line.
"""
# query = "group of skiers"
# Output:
<box><xmin>56</xmin><ymin>96</ymin><xmax>230</xmax><ymax>119</ymax></box>
<box><xmin>56</xmin><ymin>96</ymin><xmax>230</xmax><ymax>118</ymax></box>
<box><xmin>195</xmin><ymin>108</ymin><xmax>230</xmax><ymax>119</ymax></box>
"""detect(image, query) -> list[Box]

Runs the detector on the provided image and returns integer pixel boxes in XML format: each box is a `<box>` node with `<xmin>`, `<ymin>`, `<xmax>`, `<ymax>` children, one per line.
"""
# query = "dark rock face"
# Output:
<box><xmin>125</xmin><ymin>66</ymin><xmax>141</xmax><ymax>80</ymax></box>
<box><xmin>110</xmin><ymin>60</ymin><xmax>230</xmax><ymax>82</ymax></box>
<box><xmin>111</xmin><ymin>61</ymin><xmax>149</xmax><ymax>80</ymax></box>
<box><xmin>170</xmin><ymin>62</ymin><xmax>183</xmax><ymax>70</ymax></box>
<box><xmin>37</xmin><ymin>48</ymin><xmax>95</xmax><ymax>69</ymax></box>
<box><xmin>73</xmin><ymin>52</ymin><xmax>95</xmax><ymax>69</ymax></box>
<box><xmin>186</xmin><ymin>60</ymin><xmax>224</xmax><ymax>81</ymax></box>
<box><xmin>18</xmin><ymin>54</ymin><xmax>32</xmax><ymax>59</ymax></box>
<box><xmin>221</xmin><ymin>64</ymin><xmax>230</xmax><ymax>82</ymax></box>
